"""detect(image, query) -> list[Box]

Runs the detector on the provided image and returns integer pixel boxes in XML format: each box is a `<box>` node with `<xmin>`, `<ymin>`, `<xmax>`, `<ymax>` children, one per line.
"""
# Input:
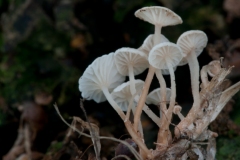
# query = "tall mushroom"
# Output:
<box><xmin>114</xmin><ymin>47</ymin><xmax>148</xmax><ymax>95</ymax></box>
<box><xmin>148</xmin><ymin>42</ymin><xmax>183</xmax><ymax>145</ymax></box>
<box><xmin>176</xmin><ymin>30</ymin><xmax>208</xmax><ymax>135</ymax></box>
<box><xmin>133</xmin><ymin>6</ymin><xmax>182</xmax><ymax>131</ymax></box>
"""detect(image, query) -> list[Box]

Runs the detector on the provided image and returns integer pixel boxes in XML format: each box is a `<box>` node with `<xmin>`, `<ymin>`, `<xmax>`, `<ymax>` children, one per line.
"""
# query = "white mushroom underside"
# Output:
<box><xmin>111</xmin><ymin>80</ymin><xmax>144</xmax><ymax>111</ymax></box>
<box><xmin>114</xmin><ymin>48</ymin><xmax>149</xmax><ymax>75</ymax></box>
<box><xmin>177</xmin><ymin>30</ymin><xmax>208</xmax><ymax>66</ymax></box>
<box><xmin>146</xmin><ymin>88</ymin><xmax>171</xmax><ymax>105</ymax></box>
<box><xmin>79</xmin><ymin>53</ymin><xmax>125</xmax><ymax>103</ymax></box>
<box><xmin>149</xmin><ymin>42</ymin><xmax>183</xmax><ymax>69</ymax></box>
<box><xmin>134</xmin><ymin>6</ymin><xmax>182</xmax><ymax>26</ymax></box>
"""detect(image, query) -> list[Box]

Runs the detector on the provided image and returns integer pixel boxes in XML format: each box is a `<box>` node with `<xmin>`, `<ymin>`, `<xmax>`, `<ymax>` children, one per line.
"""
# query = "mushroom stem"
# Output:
<box><xmin>200</xmin><ymin>65</ymin><xmax>209</xmax><ymax>88</ymax></box>
<box><xmin>187</xmin><ymin>51</ymin><xmax>201</xmax><ymax>112</ymax></box>
<box><xmin>130</xmin><ymin>101</ymin><xmax>144</xmax><ymax>139</ymax></box>
<box><xmin>135</xmin><ymin>95</ymin><xmax>161</xmax><ymax>127</ymax></box>
<box><xmin>154</xmin><ymin>25</ymin><xmax>162</xmax><ymax>45</ymax></box>
<box><xmin>102</xmin><ymin>87</ymin><xmax>126</xmax><ymax>121</ymax></box>
<box><xmin>157</xmin><ymin>65</ymin><xmax>175</xmax><ymax>146</ymax></box>
<box><xmin>124</xmin><ymin>120</ymin><xmax>152</xmax><ymax>159</ymax></box>
<box><xmin>175</xmin><ymin>51</ymin><xmax>201</xmax><ymax>137</ymax></box>
<box><xmin>177</xmin><ymin>112</ymin><xmax>185</xmax><ymax>120</ymax></box>
<box><xmin>155</xmin><ymin>70</ymin><xmax>168</xmax><ymax>113</ymax></box>
<box><xmin>133</xmin><ymin>25</ymin><xmax>162</xmax><ymax>132</ymax></box>
<box><xmin>134</xmin><ymin>66</ymin><xmax>155</xmax><ymax>131</ymax></box>
<box><xmin>166</xmin><ymin>65</ymin><xmax>176</xmax><ymax>120</ymax></box>
<box><xmin>128</xmin><ymin>65</ymin><xmax>136</xmax><ymax>95</ymax></box>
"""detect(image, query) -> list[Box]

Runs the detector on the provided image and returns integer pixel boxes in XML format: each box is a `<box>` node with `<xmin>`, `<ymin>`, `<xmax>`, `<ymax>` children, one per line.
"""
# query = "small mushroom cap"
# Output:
<box><xmin>146</xmin><ymin>88</ymin><xmax>171</xmax><ymax>105</ymax></box>
<box><xmin>114</xmin><ymin>47</ymin><xmax>149</xmax><ymax>76</ymax></box>
<box><xmin>138</xmin><ymin>34</ymin><xmax>169</xmax><ymax>56</ymax></box>
<box><xmin>149</xmin><ymin>42</ymin><xmax>183</xmax><ymax>69</ymax></box>
<box><xmin>177</xmin><ymin>30</ymin><xmax>208</xmax><ymax>66</ymax></box>
<box><xmin>173</xmin><ymin>105</ymin><xmax>182</xmax><ymax>114</ymax></box>
<box><xmin>79</xmin><ymin>53</ymin><xmax>125</xmax><ymax>103</ymax></box>
<box><xmin>111</xmin><ymin>80</ymin><xmax>144</xmax><ymax>111</ymax></box>
<box><xmin>135</xmin><ymin>6</ymin><xmax>182</xmax><ymax>27</ymax></box>
<box><xmin>207</xmin><ymin>60</ymin><xmax>221</xmax><ymax>77</ymax></box>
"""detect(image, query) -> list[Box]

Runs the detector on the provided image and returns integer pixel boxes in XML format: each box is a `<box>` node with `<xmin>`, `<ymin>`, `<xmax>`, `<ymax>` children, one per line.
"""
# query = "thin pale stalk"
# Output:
<box><xmin>175</xmin><ymin>52</ymin><xmax>200</xmax><ymax>137</ymax></box>
<box><xmin>102</xmin><ymin>88</ymin><xmax>126</xmax><ymax>121</ymax></box>
<box><xmin>130</xmin><ymin>99</ymin><xmax>143</xmax><ymax>138</ymax></box>
<box><xmin>156</xmin><ymin>65</ymin><xmax>175</xmax><ymax>146</ymax></box>
<box><xmin>155</xmin><ymin>70</ymin><xmax>167</xmax><ymax>114</ymax></box>
<box><xmin>133</xmin><ymin>25</ymin><xmax>161</xmax><ymax>131</ymax></box>
<box><xmin>187</xmin><ymin>52</ymin><xmax>201</xmax><ymax>112</ymax></box>
<box><xmin>128</xmin><ymin>65</ymin><xmax>136</xmax><ymax>95</ymax></box>
<box><xmin>154</xmin><ymin>25</ymin><xmax>162</xmax><ymax>45</ymax></box>
<box><xmin>133</xmin><ymin>66</ymin><xmax>155</xmax><ymax>131</ymax></box>
<box><xmin>102</xmin><ymin>88</ymin><xmax>151</xmax><ymax>158</ymax></box>
<box><xmin>124</xmin><ymin>121</ymin><xmax>152</xmax><ymax>159</ymax></box>
<box><xmin>166</xmin><ymin>65</ymin><xmax>176</xmax><ymax>118</ymax></box>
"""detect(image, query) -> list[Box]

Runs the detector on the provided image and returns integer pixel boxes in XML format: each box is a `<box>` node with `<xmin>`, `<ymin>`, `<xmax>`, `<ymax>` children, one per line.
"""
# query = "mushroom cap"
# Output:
<box><xmin>146</xmin><ymin>88</ymin><xmax>171</xmax><ymax>105</ymax></box>
<box><xmin>135</xmin><ymin>6</ymin><xmax>182</xmax><ymax>27</ymax></box>
<box><xmin>207</xmin><ymin>60</ymin><xmax>221</xmax><ymax>77</ymax></box>
<box><xmin>149</xmin><ymin>42</ymin><xmax>183</xmax><ymax>69</ymax></box>
<box><xmin>79</xmin><ymin>53</ymin><xmax>125</xmax><ymax>103</ymax></box>
<box><xmin>111</xmin><ymin>80</ymin><xmax>144</xmax><ymax>111</ymax></box>
<box><xmin>138</xmin><ymin>34</ymin><xmax>169</xmax><ymax>56</ymax></box>
<box><xmin>173</xmin><ymin>105</ymin><xmax>182</xmax><ymax>114</ymax></box>
<box><xmin>177</xmin><ymin>30</ymin><xmax>208</xmax><ymax>66</ymax></box>
<box><xmin>114</xmin><ymin>47</ymin><xmax>149</xmax><ymax>76</ymax></box>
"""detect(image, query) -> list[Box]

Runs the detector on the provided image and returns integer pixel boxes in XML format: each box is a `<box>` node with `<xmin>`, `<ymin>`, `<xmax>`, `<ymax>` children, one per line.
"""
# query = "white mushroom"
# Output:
<box><xmin>146</xmin><ymin>88</ymin><xmax>171</xmax><ymax>106</ymax></box>
<box><xmin>146</xmin><ymin>87</ymin><xmax>171</xmax><ymax>118</ymax></box>
<box><xmin>173</xmin><ymin>105</ymin><xmax>185</xmax><ymax>120</ymax></box>
<box><xmin>149</xmin><ymin>42</ymin><xmax>183</xmax><ymax>117</ymax></box>
<box><xmin>135</xmin><ymin>6</ymin><xmax>182</xmax><ymax>45</ymax></box>
<box><xmin>149</xmin><ymin>42</ymin><xmax>183</xmax><ymax>145</ymax></box>
<box><xmin>177</xmin><ymin>31</ymin><xmax>207</xmax><ymax>108</ymax></box>
<box><xmin>79</xmin><ymin>53</ymin><xmax>126</xmax><ymax>120</ymax></box>
<box><xmin>111</xmin><ymin>80</ymin><xmax>144</xmax><ymax>112</ymax></box>
<box><xmin>138</xmin><ymin>34</ymin><xmax>169</xmax><ymax>56</ymax></box>
<box><xmin>176</xmin><ymin>30</ymin><xmax>208</xmax><ymax>132</ymax></box>
<box><xmin>114</xmin><ymin>47</ymin><xmax>148</xmax><ymax>95</ymax></box>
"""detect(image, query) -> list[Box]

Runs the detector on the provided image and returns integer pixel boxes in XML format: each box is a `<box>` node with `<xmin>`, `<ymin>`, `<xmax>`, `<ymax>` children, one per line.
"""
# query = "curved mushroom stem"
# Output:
<box><xmin>166</xmin><ymin>65</ymin><xmax>176</xmax><ymax>120</ymax></box>
<box><xmin>133</xmin><ymin>66</ymin><xmax>155</xmax><ymax>131</ymax></box>
<box><xmin>102</xmin><ymin>87</ymin><xmax>126</xmax><ymax>121</ymax></box>
<box><xmin>155</xmin><ymin>70</ymin><xmax>168</xmax><ymax>113</ymax></box>
<box><xmin>103</xmin><ymin>88</ymin><xmax>152</xmax><ymax>159</ymax></box>
<box><xmin>187</xmin><ymin>51</ymin><xmax>201</xmax><ymax>112</ymax></box>
<box><xmin>156</xmin><ymin>65</ymin><xmax>175</xmax><ymax>146</ymax></box>
<box><xmin>128</xmin><ymin>65</ymin><xmax>136</xmax><ymax>95</ymax></box>
<box><xmin>133</xmin><ymin>25</ymin><xmax>162</xmax><ymax>132</ymax></box>
<box><xmin>175</xmin><ymin>51</ymin><xmax>201</xmax><ymax>137</ymax></box>
<box><xmin>130</xmin><ymin>99</ymin><xmax>144</xmax><ymax>138</ymax></box>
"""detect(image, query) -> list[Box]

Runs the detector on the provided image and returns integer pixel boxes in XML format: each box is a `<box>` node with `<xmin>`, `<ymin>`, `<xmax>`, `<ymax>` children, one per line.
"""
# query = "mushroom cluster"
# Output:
<box><xmin>78</xmin><ymin>6</ymin><xmax>240</xmax><ymax>160</ymax></box>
